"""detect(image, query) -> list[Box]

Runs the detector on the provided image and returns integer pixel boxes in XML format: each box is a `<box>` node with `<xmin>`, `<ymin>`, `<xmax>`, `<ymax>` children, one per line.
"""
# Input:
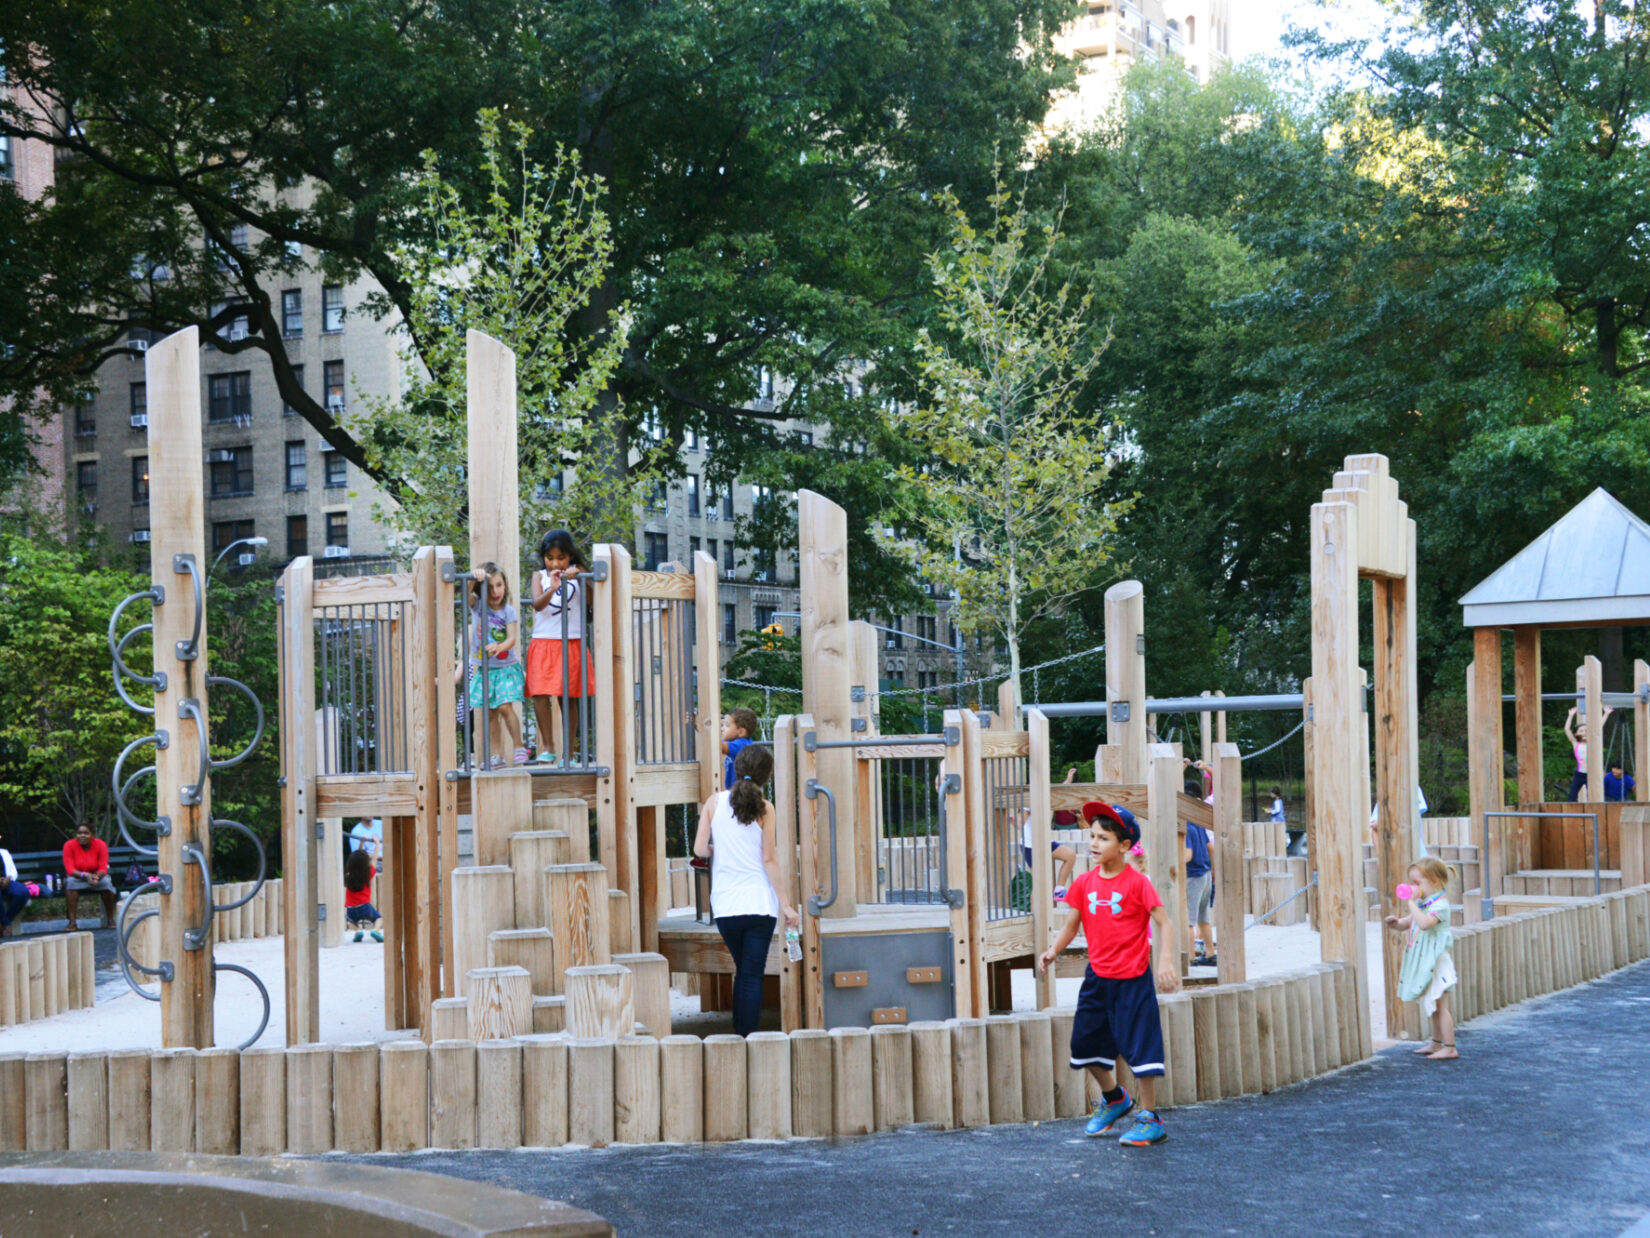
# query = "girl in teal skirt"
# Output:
<box><xmin>464</xmin><ymin>563</ymin><xmax>527</xmax><ymax>765</ymax></box>
<box><xmin>1387</xmin><ymin>856</ymin><xmax>1459</xmax><ymax>1060</ymax></box>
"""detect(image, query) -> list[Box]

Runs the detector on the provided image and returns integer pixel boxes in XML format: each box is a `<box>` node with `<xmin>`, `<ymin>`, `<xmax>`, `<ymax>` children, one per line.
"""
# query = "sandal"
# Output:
<box><xmin>512</xmin><ymin>747</ymin><xmax>530</xmax><ymax>765</ymax></box>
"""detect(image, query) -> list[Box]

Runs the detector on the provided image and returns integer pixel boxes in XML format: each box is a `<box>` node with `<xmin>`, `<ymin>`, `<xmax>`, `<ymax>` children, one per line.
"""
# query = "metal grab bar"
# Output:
<box><xmin>806</xmin><ymin>779</ymin><xmax>839</xmax><ymax>916</ymax></box>
<box><xmin>936</xmin><ymin>773</ymin><xmax>966</xmax><ymax>909</ymax></box>
<box><xmin>214</xmin><ymin>962</ymin><xmax>271</xmax><ymax>1050</ymax></box>
<box><xmin>108</xmin><ymin>586</ymin><xmax>165</xmax><ymax>713</ymax></box>
<box><xmin>206</xmin><ymin>675</ymin><xmax>265</xmax><ymax>770</ymax></box>
<box><xmin>1247</xmin><ymin>873</ymin><xmax>1318</xmax><ymax>929</ymax></box>
<box><xmin>173</xmin><ymin>553</ymin><xmax>202</xmax><ymax>661</ymax></box>
<box><xmin>115</xmin><ymin>764</ymin><xmax>161</xmax><ymax>856</ymax></box>
<box><xmin>181</xmin><ymin>843</ymin><xmax>213</xmax><ymax>950</ymax></box>
<box><xmin>178</xmin><ymin>698</ymin><xmax>208</xmax><ymax>805</ymax></box>
<box><xmin>1480</xmin><ymin>809</ymin><xmax>1600</xmax><ymax>920</ymax></box>
<box><xmin>115</xmin><ymin>877</ymin><xmax>173</xmax><ymax>999</ymax></box>
<box><xmin>209</xmin><ymin>818</ymin><xmax>266</xmax><ymax>912</ymax></box>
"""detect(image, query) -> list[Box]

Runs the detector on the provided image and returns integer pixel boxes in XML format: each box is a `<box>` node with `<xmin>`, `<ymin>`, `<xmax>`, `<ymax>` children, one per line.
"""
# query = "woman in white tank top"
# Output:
<box><xmin>692</xmin><ymin>743</ymin><xmax>799</xmax><ymax>1036</ymax></box>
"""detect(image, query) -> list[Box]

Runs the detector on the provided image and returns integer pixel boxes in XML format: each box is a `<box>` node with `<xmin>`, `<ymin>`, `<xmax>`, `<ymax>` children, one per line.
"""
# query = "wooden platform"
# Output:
<box><xmin>1491</xmin><ymin>893</ymin><xmax>1600</xmax><ymax>913</ymax></box>
<box><xmin>1502</xmin><ymin>869</ymin><xmax>1620</xmax><ymax>898</ymax></box>
<box><xmin>655</xmin><ymin>902</ymin><xmax>953</xmax><ymax>978</ymax></box>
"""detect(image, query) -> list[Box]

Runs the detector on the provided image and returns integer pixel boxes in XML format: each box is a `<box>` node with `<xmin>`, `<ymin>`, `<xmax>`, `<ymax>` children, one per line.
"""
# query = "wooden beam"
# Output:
<box><xmin>850</xmin><ymin>620</ymin><xmax>879</xmax><ymax>903</ymax></box>
<box><xmin>147</xmin><ymin>327</ymin><xmax>214</xmax><ymax>1048</ymax></box>
<box><xmin>1212</xmin><ymin>742</ymin><xmax>1245</xmax><ymax>984</ymax></box>
<box><xmin>1372</xmin><ymin>556</ymin><xmax>1417</xmax><ymax>1040</ymax></box>
<box><xmin>1048</xmin><ymin>783</ymin><xmax>1148</xmax><ymax>817</ymax></box>
<box><xmin>1309</xmin><ymin>499</ymin><xmax>1370</xmax><ymax>1057</ymax></box>
<box><xmin>1027</xmin><ymin>709</ymin><xmax>1054</xmax><ymax>1010</ymax></box>
<box><xmin>1147</xmin><ymin>744</ymin><xmax>1187</xmax><ymax>978</ymax></box>
<box><xmin>1583</xmin><ymin>655</ymin><xmax>1604</xmax><ymax>804</ymax></box>
<box><xmin>1636</xmin><ymin>659</ymin><xmax>1649</xmax><ymax>804</ymax></box>
<box><xmin>798</xmin><ymin>491</ymin><xmax>857</xmax><ymax>916</ymax></box>
<box><xmin>465</xmin><ymin>330</ymin><xmax>520</xmax><ymax>589</ymax></box>
<box><xmin>960</xmin><ymin>709</ymin><xmax>988</xmax><ymax>1017</ymax></box>
<box><xmin>1513</xmin><ymin>628</ymin><xmax>1543</xmax><ymax>807</ymax></box>
<box><xmin>312</xmin><ymin>574</ymin><xmax>416</xmax><ymax>608</ymax></box>
<box><xmin>796</xmin><ymin>713</ymin><xmax>824</xmax><ymax>1029</ymax></box>
<box><xmin>1468</xmin><ymin>628</ymin><xmax>1505</xmax><ymax>893</ymax></box>
<box><xmin>942</xmin><ymin>711</ymin><xmax>975</xmax><ymax>1022</ymax></box>
<box><xmin>1302</xmin><ymin>678</ymin><xmax>1317</xmax><ymax>930</ymax></box>
<box><xmin>433</xmin><ymin>547</ymin><xmax>460</xmax><ymax>1000</ymax></box>
<box><xmin>693</xmin><ymin>552</ymin><xmax>721</xmax><ymax>807</ymax></box>
<box><xmin>773</xmin><ymin>716</ymin><xmax>802</xmax><ymax>1030</ymax></box>
<box><xmin>629</xmin><ymin>570</ymin><xmax>697</xmax><ymax>601</ymax></box>
<box><xmin>280</xmin><ymin>554</ymin><xmax>319</xmax><ymax>1044</ymax></box>
<box><xmin>1103</xmin><ymin>582</ymin><xmax>1146</xmax><ymax>783</ymax></box>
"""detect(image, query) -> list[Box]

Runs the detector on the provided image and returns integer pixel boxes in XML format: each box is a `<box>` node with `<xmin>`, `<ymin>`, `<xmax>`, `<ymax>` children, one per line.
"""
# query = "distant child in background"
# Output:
<box><xmin>1564</xmin><ymin>705</ymin><xmax>1612</xmax><ymax>801</ymax></box>
<box><xmin>1604</xmin><ymin>760</ymin><xmax>1635</xmax><ymax>802</ymax></box>
<box><xmin>527</xmin><ymin>530</ymin><xmax>596</xmax><ymax>765</ymax></box>
<box><xmin>1183</xmin><ymin>815</ymin><xmax>1216</xmax><ymax>968</ymax></box>
<box><xmin>722</xmin><ymin>708</ymin><xmax>760</xmax><ymax>790</ymax></box>
<box><xmin>1274</xmin><ymin>786</ymin><xmax>1306</xmax><ymax>858</ymax></box>
<box><xmin>1038</xmin><ymin>802</ymin><xmax>1179</xmax><ymax>1147</ymax></box>
<box><xmin>463</xmin><ymin>563</ymin><xmax>526</xmax><ymax>765</ymax></box>
<box><xmin>343</xmin><ymin>848</ymin><xmax>383</xmax><ymax>943</ymax></box>
<box><xmin>1387</xmin><ymin>856</ymin><xmax>1458</xmax><ymax>1060</ymax></box>
<box><xmin>1022</xmin><ymin>769</ymin><xmax>1081</xmax><ymax>899</ymax></box>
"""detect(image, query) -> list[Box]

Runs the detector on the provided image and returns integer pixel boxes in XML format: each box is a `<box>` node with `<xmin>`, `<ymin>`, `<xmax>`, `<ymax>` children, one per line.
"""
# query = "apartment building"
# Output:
<box><xmin>64</xmin><ymin>226</ymin><xmax>400</xmax><ymax>571</ymax></box>
<box><xmin>1048</xmin><ymin>0</ymin><xmax>1233</xmax><ymax>132</ymax></box>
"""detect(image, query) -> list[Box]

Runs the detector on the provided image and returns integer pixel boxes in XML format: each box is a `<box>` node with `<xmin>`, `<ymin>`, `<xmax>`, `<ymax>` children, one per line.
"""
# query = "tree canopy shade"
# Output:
<box><xmin>0</xmin><ymin>0</ymin><xmax>1078</xmax><ymax>586</ymax></box>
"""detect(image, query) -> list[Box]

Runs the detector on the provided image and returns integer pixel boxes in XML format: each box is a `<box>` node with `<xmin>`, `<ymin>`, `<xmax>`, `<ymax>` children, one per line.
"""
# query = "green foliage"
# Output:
<box><xmin>887</xmin><ymin>169</ymin><xmax>1128</xmax><ymax>706</ymax></box>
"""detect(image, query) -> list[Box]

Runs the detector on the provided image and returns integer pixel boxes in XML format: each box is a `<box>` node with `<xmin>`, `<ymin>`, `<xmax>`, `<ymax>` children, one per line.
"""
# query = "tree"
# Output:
<box><xmin>887</xmin><ymin>174</ymin><xmax>1127</xmax><ymax>708</ymax></box>
<box><xmin>0</xmin><ymin>0</ymin><xmax>1078</xmax><ymax>584</ymax></box>
<box><xmin>356</xmin><ymin>113</ymin><xmax>665</xmax><ymax>551</ymax></box>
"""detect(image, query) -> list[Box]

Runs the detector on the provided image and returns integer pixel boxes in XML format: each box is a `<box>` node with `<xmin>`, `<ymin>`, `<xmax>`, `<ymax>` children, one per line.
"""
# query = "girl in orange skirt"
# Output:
<box><xmin>527</xmin><ymin>529</ymin><xmax>596</xmax><ymax>764</ymax></box>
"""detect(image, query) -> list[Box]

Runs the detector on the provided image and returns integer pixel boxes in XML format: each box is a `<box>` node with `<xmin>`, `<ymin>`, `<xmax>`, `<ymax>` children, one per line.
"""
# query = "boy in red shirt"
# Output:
<box><xmin>1038</xmin><ymin>801</ymin><xmax>1179</xmax><ymax>1146</ymax></box>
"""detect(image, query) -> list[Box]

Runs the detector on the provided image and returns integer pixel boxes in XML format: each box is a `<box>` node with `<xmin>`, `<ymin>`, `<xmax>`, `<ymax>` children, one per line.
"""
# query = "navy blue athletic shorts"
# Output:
<box><xmin>1069</xmin><ymin>966</ymin><xmax>1165</xmax><ymax>1076</ymax></box>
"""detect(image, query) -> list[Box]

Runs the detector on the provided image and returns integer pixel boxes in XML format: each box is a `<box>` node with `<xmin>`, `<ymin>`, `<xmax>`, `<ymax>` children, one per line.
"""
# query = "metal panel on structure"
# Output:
<box><xmin>820</xmin><ymin>931</ymin><xmax>953</xmax><ymax>1029</ymax></box>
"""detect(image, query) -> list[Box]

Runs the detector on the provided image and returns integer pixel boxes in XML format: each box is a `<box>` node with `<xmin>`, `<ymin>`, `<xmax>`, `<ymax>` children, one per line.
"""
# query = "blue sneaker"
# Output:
<box><xmin>1118</xmin><ymin>1108</ymin><xmax>1166</xmax><ymax>1146</ymax></box>
<box><xmin>1084</xmin><ymin>1089</ymin><xmax>1133</xmax><ymax>1137</ymax></box>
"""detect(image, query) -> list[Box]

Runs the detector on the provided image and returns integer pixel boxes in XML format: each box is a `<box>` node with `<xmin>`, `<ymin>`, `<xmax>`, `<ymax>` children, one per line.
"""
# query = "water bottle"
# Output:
<box><xmin>785</xmin><ymin>926</ymin><xmax>802</xmax><ymax>962</ymax></box>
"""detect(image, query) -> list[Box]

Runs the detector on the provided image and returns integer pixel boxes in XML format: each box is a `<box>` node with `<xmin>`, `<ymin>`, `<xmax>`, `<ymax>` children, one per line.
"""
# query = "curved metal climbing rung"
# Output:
<box><xmin>109</xmin><ymin>609</ymin><xmax>166</xmax><ymax>715</ymax></box>
<box><xmin>173</xmin><ymin>554</ymin><xmax>203</xmax><ymax>661</ymax></box>
<box><xmin>206</xmin><ymin>675</ymin><xmax>265</xmax><ymax>770</ymax></box>
<box><xmin>114</xmin><ymin>764</ymin><xmax>161</xmax><ymax>857</ymax></box>
<box><xmin>213</xmin><ymin>962</ymin><xmax>271</xmax><ymax>1050</ymax></box>
<box><xmin>181</xmin><ymin>843</ymin><xmax>213</xmax><ymax>951</ymax></box>
<box><xmin>178</xmin><ymin>698</ymin><xmax>208</xmax><ymax>806</ymax></box>
<box><xmin>115</xmin><ymin>879</ymin><xmax>173</xmax><ymax>1001</ymax></box>
<box><xmin>209</xmin><ymin>818</ymin><xmax>266</xmax><ymax>912</ymax></box>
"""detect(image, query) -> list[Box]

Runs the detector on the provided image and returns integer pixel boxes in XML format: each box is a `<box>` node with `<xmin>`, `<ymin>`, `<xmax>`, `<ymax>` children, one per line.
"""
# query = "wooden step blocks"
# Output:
<box><xmin>534</xmin><ymin>798</ymin><xmax>592</xmax><ymax>863</ymax></box>
<box><xmin>612</xmin><ymin>951</ymin><xmax>671</xmax><ymax>1037</ymax></box>
<box><xmin>564</xmin><ymin>964</ymin><xmax>635</xmax><ymax>1039</ymax></box>
<box><xmin>544</xmin><ymin>863</ymin><xmax>610</xmax><ymax>994</ymax></box>
<box><xmin>466</xmin><ymin>966</ymin><xmax>532</xmax><ymax>1040</ymax></box>
<box><xmin>489</xmin><ymin>927</ymin><xmax>554</xmax><ymax>994</ymax></box>
<box><xmin>471</xmin><ymin>768</ymin><xmax>533</xmax><ymax>868</ymax></box>
<box><xmin>508</xmin><ymin>831</ymin><xmax>570</xmax><ymax>928</ymax></box>
<box><xmin>451</xmin><ymin>865</ymin><xmax>515</xmax><ymax>984</ymax></box>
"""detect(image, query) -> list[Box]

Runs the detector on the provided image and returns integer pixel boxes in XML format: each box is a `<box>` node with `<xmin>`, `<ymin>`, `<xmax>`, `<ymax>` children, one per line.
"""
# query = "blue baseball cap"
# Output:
<box><xmin>1081</xmin><ymin>801</ymin><xmax>1140</xmax><ymax>846</ymax></box>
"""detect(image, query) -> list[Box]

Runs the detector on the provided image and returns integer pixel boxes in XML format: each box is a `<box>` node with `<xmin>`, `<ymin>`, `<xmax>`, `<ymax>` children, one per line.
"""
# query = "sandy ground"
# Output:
<box><xmin>0</xmin><ymin>936</ymin><xmax>405</xmax><ymax>1053</ymax></box>
<box><xmin>0</xmin><ymin>918</ymin><xmax>1392</xmax><ymax>1051</ymax></box>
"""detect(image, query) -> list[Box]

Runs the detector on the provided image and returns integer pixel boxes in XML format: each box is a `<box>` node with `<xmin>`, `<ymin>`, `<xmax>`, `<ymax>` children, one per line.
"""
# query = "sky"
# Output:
<box><xmin>1229</xmin><ymin>0</ymin><xmax>1392</xmax><ymax>67</ymax></box>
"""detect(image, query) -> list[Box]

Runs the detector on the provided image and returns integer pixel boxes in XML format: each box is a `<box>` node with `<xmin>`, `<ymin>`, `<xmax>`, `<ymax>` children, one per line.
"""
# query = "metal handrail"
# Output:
<box><xmin>935</xmin><ymin>772</ymin><xmax>966</xmax><ymax>909</ymax></box>
<box><xmin>177</xmin><ymin>698</ymin><xmax>208</xmax><ymax>805</ymax></box>
<box><xmin>181</xmin><ymin>843</ymin><xmax>213</xmax><ymax>950</ymax></box>
<box><xmin>172</xmin><ymin>553</ymin><xmax>203</xmax><ymax>661</ymax></box>
<box><xmin>1480</xmin><ymin>809</ymin><xmax>1600</xmax><ymax>920</ymax></box>
<box><xmin>209</xmin><ymin>818</ymin><xmax>266</xmax><ymax>912</ymax></box>
<box><xmin>107</xmin><ymin>586</ymin><xmax>165</xmax><ymax>713</ymax></box>
<box><xmin>115</xmin><ymin>878</ymin><xmax>173</xmax><ymax>1000</ymax></box>
<box><xmin>205</xmin><ymin>675</ymin><xmax>265</xmax><ymax>770</ymax></box>
<box><xmin>806</xmin><ymin>779</ymin><xmax>838</xmax><ymax>916</ymax></box>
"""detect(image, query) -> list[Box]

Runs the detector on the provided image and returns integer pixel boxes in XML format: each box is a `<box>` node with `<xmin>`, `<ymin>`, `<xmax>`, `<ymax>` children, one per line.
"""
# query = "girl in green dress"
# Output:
<box><xmin>1387</xmin><ymin>856</ymin><xmax>1459</xmax><ymax>1060</ymax></box>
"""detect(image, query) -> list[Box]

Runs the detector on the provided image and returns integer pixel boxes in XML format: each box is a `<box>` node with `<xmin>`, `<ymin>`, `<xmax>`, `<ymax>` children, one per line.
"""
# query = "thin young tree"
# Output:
<box><xmin>889</xmin><ymin>173</ymin><xmax>1128</xmax><ymax>710</ymax></box>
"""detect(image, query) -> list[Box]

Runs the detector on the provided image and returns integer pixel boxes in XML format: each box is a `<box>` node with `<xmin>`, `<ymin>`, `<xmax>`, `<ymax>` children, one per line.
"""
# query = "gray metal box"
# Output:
<box><xmin>819</xmin><ymin>931</ymin><xmax>954</xmax><ymax>1029</ymax></box>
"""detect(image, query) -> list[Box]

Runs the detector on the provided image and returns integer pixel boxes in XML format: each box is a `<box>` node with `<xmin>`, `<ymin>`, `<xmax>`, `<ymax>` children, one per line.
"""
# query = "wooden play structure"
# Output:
<box><xmin>1461</xmin><ymin>488</ymin><xmax>1650</xmax><ymax>919</ymax></box>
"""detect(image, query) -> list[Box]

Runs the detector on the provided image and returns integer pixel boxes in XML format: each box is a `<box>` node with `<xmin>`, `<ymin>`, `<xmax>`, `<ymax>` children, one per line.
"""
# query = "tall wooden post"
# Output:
<box><xmin>1027</xmin><ymin>709</ymin><xmax>1054</xmax><ymax>1010</ymax></box>
<box><xmin>147</xmin><ymin>328</ymin><xmax>214</xmax><ymax>1048</ymax></box>
<box><xmin>772</xmin><ymin>716</ymin><xmax>803</xmax><ymax>1029</ymax></box>
<box><xmin>1211</xmin><ymin>741</ymin><xmax>1244</xmax><ymax>985</ymax></box>
<box><xmin>850</xmin><ymin>620</ymin><xmax>880</xmax><ymax>902</ymax></box>
<box><xmin>693</xmin><ymin>551</ymin><xmax>722</xmax><ymax>805</ymax></box>
<box><xmin>1373</xmin><ymin>557</ymin><xmax>1417</xmax><ymax>1040</ymax></box>
<box><xmin>1582</xmin><ymin>655</ymin><xmax>1604</xmax><ymax>805</ymax></box>
<box><xmin>1309</xmin><ymin>498</ymin><xmax>1370</xmax><ymax>1058</ymax></box>
<box><xmin>466</xmin><ymin>330</ymin><xmax>520</xmax><ymax>584</ymax></box>
<box><xmin>1301</xmin><ymin>676</ymin><xmax>1316</xmax><ymax>930</ymax></box>
<box><xmin>434</xmin><ymin>547</ymin><xmax>460</xmax><ymax>998</ymax></box>
<box><xmin>279</xmin><ymin>554</ymin><xmax>319</xmax><ymax>1044</ymax></box>
<box><xmin>798</xmin><ymin>491</ymin><xmax>857</xmax><ymax>917</ymax></box>
<box><xmin>1468</xmin><ymin>628</ymin><xmax>1505</xmax><ymax>896</ymax></box>
<box><xmin>941</xmin><ymin>711</ymin><xmax>975</xmax><ymax>1020</ymax></box>
<box><xmin>1636</xmin><ymin>659</ymin><xmax>1649</xmax><ymax>803</ymax></box>
<box><xmin>399</xmin><ymin>546</ymin><xmax>441</xmax><ymax>1030</ymax></box>
<box><xmin>1103</xmin><ymin>582</ymin><xmax>1147</xmax><ymax>784</ymax></box>
<box><xmin>1513</xmin><ymin>628</ymin><xmax>1543</xmax><ymax>807</ymax></box>
<box><xmin>1147</xmin><ymin>744</ymin><xmax>1187</xmax><ymax>978</ymax></box>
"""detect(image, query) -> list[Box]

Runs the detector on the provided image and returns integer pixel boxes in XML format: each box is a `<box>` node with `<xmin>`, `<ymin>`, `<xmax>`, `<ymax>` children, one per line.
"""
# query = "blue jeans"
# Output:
<box><xmin>714</xmin><ymin>914</ymin><xmax>775</xmax><ymax>1037</ymax></box>
<box><xmin>0</xmin><ymin>881</ymin><xmax>30</xmax><ymax>927</ymax></box>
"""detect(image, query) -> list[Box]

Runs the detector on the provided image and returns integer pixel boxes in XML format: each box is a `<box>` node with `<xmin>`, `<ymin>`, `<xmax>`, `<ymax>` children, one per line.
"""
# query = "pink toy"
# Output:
<box><xmin>1395</xmin><ymin>882</ymin><xmax>1416</xmax><ymax>901</ymax></box>
<box><xmin>24</xmin><ymin>883</ymin><xmax>39</xmax><ymax>898</ymax></box>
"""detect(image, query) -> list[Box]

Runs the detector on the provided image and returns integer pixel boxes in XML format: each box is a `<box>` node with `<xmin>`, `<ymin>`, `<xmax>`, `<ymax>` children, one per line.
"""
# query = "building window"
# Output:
<box><xmin>323</xmin><ymin>447</ymin><xmax>346</xmax><ymax>488</ymax></box>
<box><xmin>684</xmin><ymin>428</ymin><xmax>698</xmax><ymax>451</ymax></box>
<box><xmin>286</xmin><ymin>514</ymin><xmax>308</xmax><ymax>559</ymax></box>
<box><xmin>208</xmin><ymin>372</ymin><xmax>252</xmax><ymax>424</ymax></box>
<box><xmin>128</xmin><ymin>325</ymin><xmax>156</xmax><ymax>355</ymax></box>
<box><xmin>799</xmin><ymin>430</ymin><xmax>813</xmax><ymax>447</ymax></box>
<box><xmin>755</xmin><ymin>604</ymin><xmax>776</xmax><ymax>630</ymax></box>
<box><xmin>0</xmin><ymin>135</ymin><xmax>11</xmax><ymax>180</ymax></box>
<box><xmin>722</xmin><ymin>540</ymin><xmax>735</xmax><ymax>577</ymax></box>
<box><xmin>886</xmin><ymin>617</ymin><xmax>904</xmax><ymax>649</ymax></box>
<box><xmin>320</xmin><ymin>361</ymin><xmax>344</xmax><ymax>415</ymax></box>
<box><xmin>753</xmin><ymin>548</ymin><xmax>775</xmax><ymax>583</ymax></box>
<box><xmin>687</xmin><ymin>474</ymin><xmax>700</xmax><ymax>517</ymax></box>
<box><xmin>689</xmin><ymin>535</ymin><xmax>702</xmax><ymax>559</ymax></box>
<box><xmin>129</xmin><ymin>383</ymin><xmax>147</xmax><ymax>426</ymax></box>
<box><xmin>73</xmin><ymin>405</ymin><xmax>95</xmax><ymax>437</ymax></box>
<box><xmin>212</xmin><ymin>519</ymin><xmax>256</xmax><ymax>555</ymax></box>
<box><xmin>918</xmin><ymin>615</ymin><xmax>937</xmax><ymax>644</ymax></box>
<box><xmin>76</xmin><ymin>460</ymin><xmax>98</xmax><ymax>497</ymax></box>
<box><xmin>211</xmin><ymin>300</ymin><xmax>251</xmax><ymax>342</ymax></box>
<box><xmin>322</xmin><ymin>285</ymin><xmax>344</xmax><ymax>333</ymax></box>
<box><xmin>282</xmin><ymin>365</ymin><xmax>304</xmax><ymax>417</ymax></box>
<box><xmin>285</xmin><ymin>441</ymin><xmax>307</xmax><ymax>491</ymax></box>
<box><xmin>721</xmin><ymin>490</ymin><xmax>734</xmax><ymax>520</ymax></box>
<box><xmin>706</xmin><ymin>539</ymin><xmax>718</xmax><ymax>566</ymax></box>
<box><xmin>281</xmin><ymin>289</ymin><xmax>303</xmax><ymax>337</ymax></box>
<box><xmin>209</xmin><ymin>447</ymin><xmax>254</xmax><ymax>497</ymax></box>
<box><xmin>131</xmin><ymin>456</ymin><xmax>149</xmax><ymax>504</ymax></box>
<box><xmin>757</xmin><ymin>367</ymin><xmax>774</xmax><ymax>401</ymax></box>
<box><xmin>325</xmin><ymin>511</ymin><xmax>348</xmax><ymax>548</ymax></box>
<box><xmin>642</xmin><ymin>531</ymin><xmax>668</xmax><ymax>571</ymax></box>
<box><xmin>722</xmin><ymin>603</ymin><xmax>736</xmax><ymax>646</ymax></box>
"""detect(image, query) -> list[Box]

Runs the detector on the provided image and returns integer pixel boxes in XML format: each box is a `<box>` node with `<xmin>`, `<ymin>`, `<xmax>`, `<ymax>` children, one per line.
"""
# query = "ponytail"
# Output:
<box><xmin>728</xmin><ymin>744</ymin><xmax>774</xmax><ymax>824</ymax></box>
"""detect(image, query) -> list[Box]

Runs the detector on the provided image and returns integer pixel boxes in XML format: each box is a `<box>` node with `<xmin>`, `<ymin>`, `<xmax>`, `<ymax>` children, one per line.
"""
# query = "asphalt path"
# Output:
<box><xmin>354</xmin><ymin>959</ymin><xmax>1650</xmax><ymax>1238</ymax></box>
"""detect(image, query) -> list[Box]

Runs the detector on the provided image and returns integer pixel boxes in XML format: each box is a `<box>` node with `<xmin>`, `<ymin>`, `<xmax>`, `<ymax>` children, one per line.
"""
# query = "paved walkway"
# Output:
<box><xmin>360</xmin><ymin>960</ymin><xmax>1650</xmax><ymax>1238</ymax></box>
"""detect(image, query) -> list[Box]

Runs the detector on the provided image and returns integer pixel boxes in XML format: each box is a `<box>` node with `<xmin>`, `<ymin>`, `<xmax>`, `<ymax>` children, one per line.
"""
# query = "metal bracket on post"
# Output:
<box><xmin>805</xmin><ymin>779</ymin><xmax>839</xmax><ymax>916</ymax></box>
<box><xmin>1110</xmin><ymin>701</ymin><xmax>1131</xmax><ymax>723</ymax></box>
<box><xmin>590</xmin><ymin>560</ymin><xmax>609</xmax><ymax>582</ymax></box>
<box><xmin>850</xmin><ymin>717</ymin><xmax>867</xmax><ymax>733</ymax></box>
<box><xmin>803</xmin><ymin>730</ymin><xmax>817</xmax><ymax>753</ymax></box>
<box><xmin>936</xmin><ymin>773</ymin><xmax>965</xmax><ymax>909</ymax></box>
<box><xmin>850</xmin><ymin>685</ymin><xmax>866</xmax><ymax>703</ymax></box>
<box><xmin>440</xmin><ymin>561</ymin><xmax>459</xmax><ymax>584</ymax></box>
<box><xmin>942</xmin><ymin>725</ymin><xmax>960</xmax><ymax>747</ymax></box>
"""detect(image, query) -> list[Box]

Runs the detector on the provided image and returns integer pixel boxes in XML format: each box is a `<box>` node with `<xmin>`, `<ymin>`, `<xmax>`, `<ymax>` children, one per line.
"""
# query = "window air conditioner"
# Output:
<box><xmin>129</xmin><ymin>530</ymin><xmax>151</xmax><ymax>543</ymax></box>
<box><xmin>129</xmin><ymin>338</ymin><xmax>148</xmax><ymax>354</ymax></box>
<box><xmin>207</xmin><ymin>449</ymin><xmax>235</xmax><ymax>463</ymax></box>
<box><xmin>236</xmin><ymin>552</ymin><xmax>256</xmax><ymax>566</ymax></box>
<box><xmin>326</xmin><ymin>396</ymin><xmax>345</xmax><ymax>413</ymax></box>
<box><xmin>129</xmin><ymin>414</ymin><xmax>148</xmax><ymax>429</ymax></box>
<box><xmin>322</xmin><ymin>545</ymin><xmax>350</xmax><ymax>558</ymax></box>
